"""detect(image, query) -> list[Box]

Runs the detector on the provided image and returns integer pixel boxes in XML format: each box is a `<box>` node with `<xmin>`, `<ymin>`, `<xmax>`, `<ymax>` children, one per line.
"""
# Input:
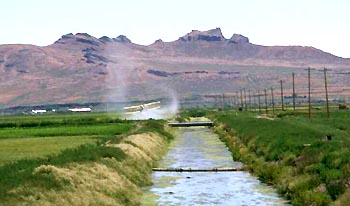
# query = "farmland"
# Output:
<box><xmin>0</xmin><ymin>112</ymin><xmax>172</xmax><ymax>206</ymax></box>
<box><xmin>0</xmin><ymin>112</ymin><xmax>133</xmax><ymax>165</ymax></box>
<box><xmin>210</xmin><ymin>108</ymin><xmax>350</xmax><ymax>205</ymax></box>
<box><xmin>3</xmin><ymin>108</ymin><xmax>350</xmax><ymax>205</ymax></box>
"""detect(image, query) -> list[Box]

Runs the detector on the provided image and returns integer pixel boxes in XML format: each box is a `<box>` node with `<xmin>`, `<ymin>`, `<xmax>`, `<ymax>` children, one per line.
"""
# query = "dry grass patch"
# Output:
<box><xmin>10</xmin><ymin>162</ymin><xmax>139</xmax><ymax>206</ymax></box>
<box><xmin>112</xmin><ymin>143</ymin><xmax>152</xmax><ymax>162</ymax></box>
<box><xmin>123</xmin><ymin>132</ymin><xmax>166</xmax><ymax>160</ymax></box>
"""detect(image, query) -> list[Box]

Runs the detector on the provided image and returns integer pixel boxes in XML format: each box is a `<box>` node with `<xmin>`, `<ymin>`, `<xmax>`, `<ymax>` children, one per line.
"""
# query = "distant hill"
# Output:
<box><xmin>1</xmin><ymin>28</ymin><xmax>350</xmax><ymax>107</ymax></box>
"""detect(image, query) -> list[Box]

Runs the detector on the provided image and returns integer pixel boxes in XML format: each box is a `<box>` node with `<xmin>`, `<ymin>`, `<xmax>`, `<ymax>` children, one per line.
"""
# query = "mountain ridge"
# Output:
<box><xmin>0</xmin><ymin>28</ymin><xmax>350</xmax><ymax>107</ymax></box>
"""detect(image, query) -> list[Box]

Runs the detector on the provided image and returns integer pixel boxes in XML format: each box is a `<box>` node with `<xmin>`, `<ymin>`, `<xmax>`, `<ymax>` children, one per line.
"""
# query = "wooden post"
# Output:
<box><xmin>308</xmin><ymin>67</ymin><xmax>312</xmax><ymax>118</ymax></box>
<box><xmin>271</xmin><ymin>87</ymin><xmax>275</xmax><ymax>115</ymax></box>
<box><xmin>258</xmin><ymin>90</ymin><xmax>262</xmax><ymax>113</ymax></box>
<box><xmin>324</xmin><ymin>67</ymin><xmax>330</xmax><ymax>118</ymax></box>
<box><xmin>292</xmin><ymin>72</ymin><xmax>296</xmax><ymax>111</ymax></box>
<box><xmin>264</xmin><ymin>89</ymin><xmax>268</xmax><ymax>114</ymax></box>
<box><xmin>280</xmin><ymin>80</ymin><xmax>284</xmax><ymax>111</ymax></box>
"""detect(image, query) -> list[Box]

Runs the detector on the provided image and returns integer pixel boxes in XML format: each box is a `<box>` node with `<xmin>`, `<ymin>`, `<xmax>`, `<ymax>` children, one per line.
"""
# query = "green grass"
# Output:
<box><xmin>0</xmin><ymin>124</ymin><xmax>133</xmax><ymax>139</ymax></box>
<box><xmin>0</xmin><ymin>112</ymin><xmax>126</xmax><ymax>128</ymax></box>
<box><xmin>212</xmin><ymin>110</ymin><xmax>350</xmax><ymax>205</ymax></box>
<box><xmin>0</xmin><ymin>136</ymin><xmax>99</xmax><ymax>165</ymax></box>
<box><xmin>0</xmin><ymin>112</ymin><xmax>174</xmax><ymax>205</ymax></box>
<box><xmin>0</xmin><ymin>112</ymin><xmax>136</xmax><ymax>202</ymax></box>
<box><xmin>0</xmin><ymin>112</ymin><xmax>134</xmax><ymax>164</ymax></box>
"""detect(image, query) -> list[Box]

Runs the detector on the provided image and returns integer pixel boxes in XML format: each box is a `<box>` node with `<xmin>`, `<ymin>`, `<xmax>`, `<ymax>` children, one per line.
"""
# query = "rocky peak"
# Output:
<box><xmin>99</xmin><ymin>36</ymin><xmax>113</xmax><ymax>42</ymax></box>
<box><xmin>229</xmin><ymin>34</ymin><xmax>249</xmax><ymax>44</ymax></box>
<box><xmin>151</xmin><ymin>39</ymin><xmax>165</xmax><ymax>47</ymax></box>
<box><xmin>154</xmin><ymin>39</ymin><xmax>163</xmax><ymax>44</ymax></box>
<box><xmin>76</xmin><ymin>33</ymin><xmax>92</xmax><ymax>38</ymax></box>
<box><xmin>179</xmin><ymin>28</ymin><xmax>226</xmax><ymax>42</ymax></box>
<box><xmin>113</xmin><ymin>35</ymin><xmax>132</xmax><ymax>43</ymax></box>
<box><xmin>60</xmin><ymin>33</ymin><xmax>74</xmax><ymax>40</ymax></box>
<box><xmin>54</xmin><ymin>33</ymin><xmax>102</xmax><ymax>46</ymax></box>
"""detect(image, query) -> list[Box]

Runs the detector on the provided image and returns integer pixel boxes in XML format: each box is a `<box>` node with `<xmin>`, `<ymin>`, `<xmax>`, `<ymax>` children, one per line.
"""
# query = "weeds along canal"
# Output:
<box><xmin>141</xmin><ymin>122</ymin><xmax>290</xmax><ymax>206</ymax></box>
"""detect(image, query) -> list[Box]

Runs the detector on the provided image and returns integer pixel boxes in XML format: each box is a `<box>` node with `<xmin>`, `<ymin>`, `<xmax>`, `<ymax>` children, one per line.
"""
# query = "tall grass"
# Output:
<box><xmin>0</xmin><ymin>143</ymin><xmax>127</xmax><ymax>199</ymax></box>
<box><xmin>213</xmin><ymin>110</ymin><xmax>350</xmax><ymax>205</ymax></box>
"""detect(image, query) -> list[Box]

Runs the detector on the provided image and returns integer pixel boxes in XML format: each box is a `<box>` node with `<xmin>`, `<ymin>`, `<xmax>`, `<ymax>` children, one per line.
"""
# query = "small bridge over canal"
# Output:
<box><xmin>168</xmin><ymin>121</ymin><xmax>214</xmax><ymax>127</ymax></box>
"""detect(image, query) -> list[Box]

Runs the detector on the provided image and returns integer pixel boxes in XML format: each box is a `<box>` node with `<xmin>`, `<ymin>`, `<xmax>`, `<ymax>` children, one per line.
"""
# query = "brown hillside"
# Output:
<box><xmin>0</xmin><ymin>28</ymin><xmax>349</xmax><ymax>107</ymax></box>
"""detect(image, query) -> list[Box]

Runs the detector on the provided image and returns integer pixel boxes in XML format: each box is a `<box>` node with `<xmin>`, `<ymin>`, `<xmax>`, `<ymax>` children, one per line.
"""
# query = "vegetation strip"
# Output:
<box><xmin>210</xmin><ymin>110</ymin><xmax>350</xmax><ymax>206</ymax></box>
<box><xmin>0</xmin><ymin>113</ymin><xmax>173</xmax><ymax>206</ymax></box>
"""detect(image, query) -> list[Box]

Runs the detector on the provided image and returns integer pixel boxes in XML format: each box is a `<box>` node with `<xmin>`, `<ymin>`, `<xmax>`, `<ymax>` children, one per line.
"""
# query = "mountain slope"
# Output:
<box><xmin>0</xmin><ymin>28</ymin><xmax>349</xmax><ymax>107</ymax></box>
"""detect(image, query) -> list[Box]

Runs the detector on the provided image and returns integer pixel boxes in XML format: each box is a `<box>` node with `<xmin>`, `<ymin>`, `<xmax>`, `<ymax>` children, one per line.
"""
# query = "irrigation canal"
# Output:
<box><xmin>141</xmin><ymin>119</ymin><xmax>290</xmax><ymax>205</ymax></box>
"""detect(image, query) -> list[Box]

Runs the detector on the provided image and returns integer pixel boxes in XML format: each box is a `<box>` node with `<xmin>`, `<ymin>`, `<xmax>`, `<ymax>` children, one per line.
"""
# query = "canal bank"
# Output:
<box><xmin>142</xmin><ymin>119</ymin><xmax>289</xmax><ymax>205</ymax></box>
<box><xmin>212</xmin><ymin>111</ymin><xmax>342</xmax><ymax>206</ymax></box>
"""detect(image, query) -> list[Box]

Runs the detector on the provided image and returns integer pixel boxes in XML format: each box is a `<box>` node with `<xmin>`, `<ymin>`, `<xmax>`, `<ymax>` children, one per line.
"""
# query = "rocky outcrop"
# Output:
<box><xmin>179</xmin><ymin>28</ymin><xmax>226</xmax><ymax>42</ymax></box>
<box><xmin>54</xmin><ymin>33</ymin><xmax>102</xmax><ymax>46</ymax></box>
<box><xmin>99</xmin><ymin>36</ymin><xmax>113</xmax><ymax>42</ymax></box>
<box><xmin>82</xmin><ymin>47</ymin><xmax>109</xmax><ymax>64</ymax></box>
<box><xmin>113</xmin><ymin>35</ymin><xmax>132</xmax><ymax>43</ymax></box>
<box><xmin>154</xmin><ymin>39</ymin><xmax>163</xmax><ymax>44</ymax></box>
<box><xmin>229</xmin><ymin>34</ymin><xmax>249</xmax><ymax>44</ymax></box>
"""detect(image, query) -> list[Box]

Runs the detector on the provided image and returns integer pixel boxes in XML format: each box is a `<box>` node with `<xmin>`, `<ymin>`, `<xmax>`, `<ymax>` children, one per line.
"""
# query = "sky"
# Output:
<box><xmin>1</xmin><ymin>0</ymin><xmax>350</xmax><ymax>57</ymax></box>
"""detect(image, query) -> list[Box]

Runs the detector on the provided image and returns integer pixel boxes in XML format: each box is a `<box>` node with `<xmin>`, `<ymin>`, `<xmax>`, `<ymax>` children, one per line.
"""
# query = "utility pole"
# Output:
<box><xmin>233</xmin><ymin>95</ymin><xmax>236</xmax><ymax>109</ymax></box>
<box><xmin>243</xmin><ymin>89</ymin><xmax>247</xmax><ymax>111</ymax></box>
<box><xmin>248</xmin><ymin>90</ymin><xmax>252</xmax><ymax>112</ymax></box>
<box><xmin>271</xmin><ymin>87</ymin><xmax>275</xmax><ymax>115</ymax></box>
<box><xmin>292</xmin><ymin>72</ymin><xmax>296</xmax><ymax>111</ymax></box>
<box><xmin>253</xmin><ymin>92</ymin><xmax>256</xmax><ymax>112</ymax></box>
<box><xmin>240</xmin><ymin>89</ymin><xmax>244</xmax><ymax>110</ymax></box>
<box><xmin>222</xmin><ymin>93</ymin><xmax>225</xmax><ymax>109</ymax></box>
<box><xmin>308</xmin><ymin>67</ymin><xmax>312</xmax><ymax>119</ymax></box>
<box><xmin>324</xmin><ymin>67</ymin><xmax>330</xmax><ymax>118</ymax></box>
<box><xmin>258</xmin><ymin>90</ymin><xmax>262</xmax><ymax>113</ymax></box>
<box><xmin>280</xmin><ymin>80</ymin><xmax>284</xmax><ymax>111</ymax></box>
<box><xmin>264</xmin><ymin>89</ymin><xmax>268</xmax><ymax>114</ymax></box>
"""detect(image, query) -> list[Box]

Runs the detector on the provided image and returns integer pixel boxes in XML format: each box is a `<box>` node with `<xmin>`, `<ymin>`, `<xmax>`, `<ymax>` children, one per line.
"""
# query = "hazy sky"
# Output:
<box><xmin>1</xmin><ymin>0</ymin><xmax>350</xmax><ymax>57</ymax></box>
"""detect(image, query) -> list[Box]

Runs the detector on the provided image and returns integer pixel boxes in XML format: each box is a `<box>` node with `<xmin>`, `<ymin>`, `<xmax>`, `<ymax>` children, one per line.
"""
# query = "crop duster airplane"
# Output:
<box><xmin>123</xmin><ymin>101</ymin><xmax>161</xmax><ymax>114</ymax></box>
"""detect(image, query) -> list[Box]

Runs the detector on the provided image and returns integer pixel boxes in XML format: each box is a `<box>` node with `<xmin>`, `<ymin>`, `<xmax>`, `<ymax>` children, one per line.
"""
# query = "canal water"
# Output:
<box><xmin>141</xmin><ymin>125</ymin><xmax>290</xmax><ymax>205</ymax></box>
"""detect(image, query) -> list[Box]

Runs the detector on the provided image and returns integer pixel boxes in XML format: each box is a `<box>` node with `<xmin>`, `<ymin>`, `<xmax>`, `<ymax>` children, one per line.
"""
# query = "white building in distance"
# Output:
<box><xmin>68</xmin><ymin>108</ymin><xmax>92</xmax><ymax>112</ymax></box>
<box><xmin>31</xmin><ymin>109</ymin><xmax>47</xmax><ymax>114</ymax></box>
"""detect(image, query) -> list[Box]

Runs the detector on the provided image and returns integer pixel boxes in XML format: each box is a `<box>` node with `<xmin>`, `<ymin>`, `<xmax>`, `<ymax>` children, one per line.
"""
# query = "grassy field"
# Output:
<box><xmin>0</xmin><ymin>112</ymin><xmax>133</xmax><ymax>165</ymax></box>
<box><xmin>0</xmin><ymin>112</ymin><xmax>173</xmax><ymax>206</ymax></box>
<box><xmin>0</xmin><ymin>136</ymin><xmax>98</xmax><ymax>165</ymax></box>
<box><xmin>209</xmin><ymin>109</ymin><xmax>350</xmax><ymax>206</ymax></box>
<box><xmin>0</xmin><ymin>112</ymin><xmax>133</xmax><ymax>202</ymax></box>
